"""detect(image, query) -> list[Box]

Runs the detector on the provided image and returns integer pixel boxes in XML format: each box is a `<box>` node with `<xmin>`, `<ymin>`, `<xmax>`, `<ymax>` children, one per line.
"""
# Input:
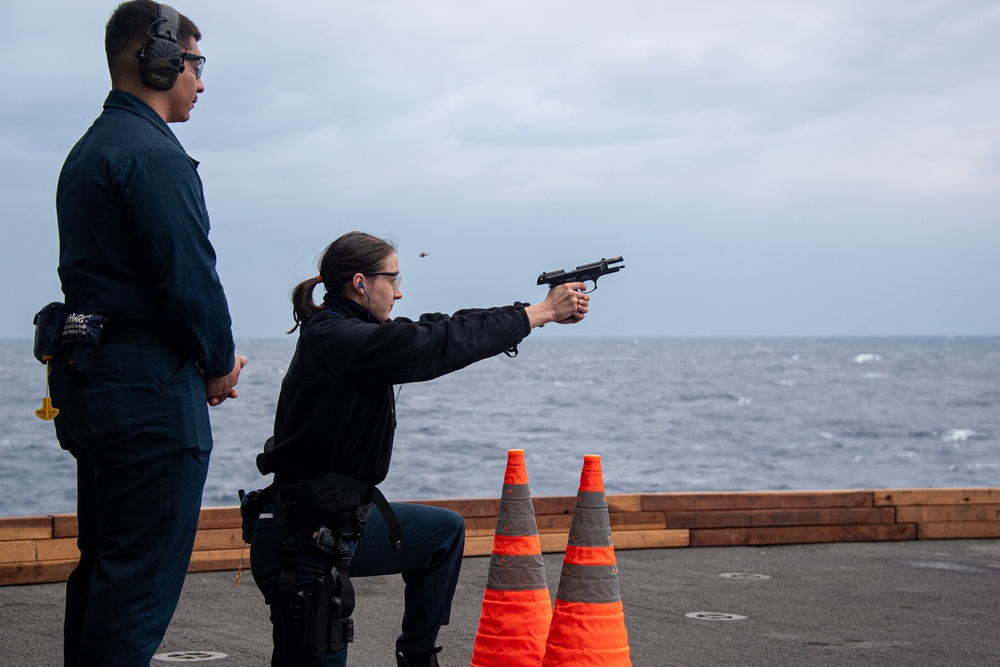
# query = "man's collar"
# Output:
<box><xmin>103</xmin><ymin>90</ymin><xmax>181</xmax><ymax>146</ymax></box>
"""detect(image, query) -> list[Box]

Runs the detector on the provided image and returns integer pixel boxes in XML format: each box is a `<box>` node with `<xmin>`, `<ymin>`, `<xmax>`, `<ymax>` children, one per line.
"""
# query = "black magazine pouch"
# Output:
<box><xmin>239</xmin><ymin>486</ymin><xmax>276</xmax><ymax>544</ymax></box>
<box><xmin>32</xmin><ymin>302</ymin><xmax>67</xmax><ymax>364</ymax></box>
<box><xmin>59</xmin><ymin>312</ymin><xmax>107</xmax><ymax>375</ymax></box>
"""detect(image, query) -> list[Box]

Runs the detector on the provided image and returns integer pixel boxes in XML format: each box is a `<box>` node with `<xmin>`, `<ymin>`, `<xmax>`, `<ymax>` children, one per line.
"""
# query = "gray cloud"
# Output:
<box><xmin>3</xmin><ymin>0</ymin><xmax>999</xmax><ymax>338</ymax></box>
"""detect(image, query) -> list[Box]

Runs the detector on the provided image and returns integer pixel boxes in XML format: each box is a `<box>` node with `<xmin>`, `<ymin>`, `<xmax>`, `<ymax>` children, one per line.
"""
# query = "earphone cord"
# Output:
<box><xmin>360</xmin><ymin>283</ymin><xmax>399</xmax><ymax>398</ymax></box>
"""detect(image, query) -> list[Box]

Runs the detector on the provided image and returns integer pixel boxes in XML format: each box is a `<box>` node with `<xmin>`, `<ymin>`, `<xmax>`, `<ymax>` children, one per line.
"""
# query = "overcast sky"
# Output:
<box><xmin>3</xmin><ymin>0</ymin><xmax>999</xmax><ymax>339</ymax></box>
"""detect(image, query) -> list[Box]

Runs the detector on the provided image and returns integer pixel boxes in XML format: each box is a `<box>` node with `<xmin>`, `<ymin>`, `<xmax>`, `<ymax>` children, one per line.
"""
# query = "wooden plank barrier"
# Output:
<box><xmin>2</xmin><ymin>487</ymin><xmax>998</xmax><ymax>587</ymax></box>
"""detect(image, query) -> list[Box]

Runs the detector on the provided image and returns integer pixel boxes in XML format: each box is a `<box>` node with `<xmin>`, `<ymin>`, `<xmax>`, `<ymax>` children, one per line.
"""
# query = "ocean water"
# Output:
<box><xmin>1</xmin><ymin>337</ymin><xmax>998</xmax><ymax>518</ymax></box>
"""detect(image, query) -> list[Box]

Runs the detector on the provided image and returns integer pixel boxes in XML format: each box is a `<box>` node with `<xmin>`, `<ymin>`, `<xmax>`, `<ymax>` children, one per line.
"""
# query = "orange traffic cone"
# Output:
<box><xmin>542</xmin><ymin>454</ymin><xmax>631</xmax><ymax>666</ymax></box>
<box><xmin>471</xmin><ymin>449</ymin><xmax>553</xmax><ymax>667</ymax></box>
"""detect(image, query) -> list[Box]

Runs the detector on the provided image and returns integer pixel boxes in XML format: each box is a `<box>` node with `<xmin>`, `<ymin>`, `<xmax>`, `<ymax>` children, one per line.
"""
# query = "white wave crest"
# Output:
<box><xmin>853</xmin><ymin>353</ymin><xmax>882</xmax><ymax>363</ymax></box>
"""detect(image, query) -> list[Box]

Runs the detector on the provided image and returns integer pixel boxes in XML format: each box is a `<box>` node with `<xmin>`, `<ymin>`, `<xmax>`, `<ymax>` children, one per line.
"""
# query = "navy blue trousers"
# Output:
<box><xmin>50</xmin><ymin>343</ymin><xmax>212</xmax><ymax>667</ymax></box>
<box><xmin>250</xmin><ymin>501</ymin><xmax>465</xmax><ymax>666</ymax></box>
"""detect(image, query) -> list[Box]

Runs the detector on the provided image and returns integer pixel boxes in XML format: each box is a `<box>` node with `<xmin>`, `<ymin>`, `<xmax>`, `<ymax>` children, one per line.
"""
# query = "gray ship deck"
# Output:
<box><xmin>3</xmin><ymin>538</ymin><xmax>999</xmax><ymax>666</ymax></box>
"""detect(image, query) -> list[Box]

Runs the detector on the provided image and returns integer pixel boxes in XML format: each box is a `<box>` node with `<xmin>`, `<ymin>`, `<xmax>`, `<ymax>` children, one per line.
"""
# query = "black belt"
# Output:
<box><xmin>102</xmin><ymin>319</ymin><xmax>175</xmax><ymax>346</ymax></box>
<box><xmin>272</xmin><ymin>471</ymin><xmax>404</xmax><ymax>552</ymax></box>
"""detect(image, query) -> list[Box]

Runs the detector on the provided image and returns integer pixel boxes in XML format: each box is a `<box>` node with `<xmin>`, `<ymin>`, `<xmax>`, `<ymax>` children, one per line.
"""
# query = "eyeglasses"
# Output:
<box><xmin>366</xmin><ymin>272</ymin><xmax>402</xmax><ymax>290</ymax></box>
<box><xmin>181</xmin><ymin>52</ymin><xmax>206</xmax><ymax>79</ymax></box>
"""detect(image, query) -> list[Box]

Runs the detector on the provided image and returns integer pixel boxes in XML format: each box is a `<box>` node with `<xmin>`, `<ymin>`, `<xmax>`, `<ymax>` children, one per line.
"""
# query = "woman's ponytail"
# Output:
<box><xmin>288</xmin><ymin>275</ymin><xmax>324</xmax><ymax>333</ymax></box>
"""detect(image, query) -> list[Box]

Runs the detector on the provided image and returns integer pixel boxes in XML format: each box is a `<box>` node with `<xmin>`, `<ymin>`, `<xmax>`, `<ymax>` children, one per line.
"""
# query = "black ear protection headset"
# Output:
<box><xmin>136</xmin><ymin>3</ymin><xmax>183</xmax><ymax>91</ymax></box>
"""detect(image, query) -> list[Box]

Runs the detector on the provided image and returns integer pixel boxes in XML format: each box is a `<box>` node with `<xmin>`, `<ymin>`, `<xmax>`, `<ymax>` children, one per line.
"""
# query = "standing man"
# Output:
<box><xmin>49</xmin><ymin>2</ymin><xmax>246</xmax><ymax>665</ymax></box>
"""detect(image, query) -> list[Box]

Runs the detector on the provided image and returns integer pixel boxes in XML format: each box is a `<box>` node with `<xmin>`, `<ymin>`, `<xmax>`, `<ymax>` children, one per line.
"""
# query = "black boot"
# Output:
<box><xmin>396</xmin><ymin>646</ymin><xmax>442</xmax><ymax>666</ymax></box>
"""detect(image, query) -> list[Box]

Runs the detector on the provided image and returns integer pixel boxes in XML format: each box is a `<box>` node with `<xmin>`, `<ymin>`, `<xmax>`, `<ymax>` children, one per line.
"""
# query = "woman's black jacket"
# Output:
<box><xmin>256</xmin><ymin>295</ymin><xmax>531</xmax><ymax>499</ymax></box>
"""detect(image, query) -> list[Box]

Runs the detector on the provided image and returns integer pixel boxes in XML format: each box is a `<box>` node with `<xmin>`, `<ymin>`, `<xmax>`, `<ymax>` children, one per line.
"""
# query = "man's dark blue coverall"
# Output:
<box><xmin>50</xmin><ymin>90</ymin><xmax>236</xmax><ymax>667</ymax></box>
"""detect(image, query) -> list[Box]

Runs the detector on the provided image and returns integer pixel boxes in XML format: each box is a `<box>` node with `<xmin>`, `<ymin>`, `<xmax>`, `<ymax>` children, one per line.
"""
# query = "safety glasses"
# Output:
<box><xmin>366</xmin><ymin>272</ymin><xmax>402</xmax><ymax>291</ymax></box>
<box><xmin>181</xmin><ymin>52</ymin><xmax>206</xmax><ymax>79</ymax></box>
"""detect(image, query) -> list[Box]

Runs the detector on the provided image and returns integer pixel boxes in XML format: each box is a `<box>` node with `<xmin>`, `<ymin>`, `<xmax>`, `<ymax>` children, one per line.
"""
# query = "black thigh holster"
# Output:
<box><xmin>270</xmin><ymin>521</ymin><xmax>356</xmax><ymax>656</ymax></box>
<box><xmin>240</xmin><ymin>462</ymin><xmax>404</xmax><ymax>657</ymax></box>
